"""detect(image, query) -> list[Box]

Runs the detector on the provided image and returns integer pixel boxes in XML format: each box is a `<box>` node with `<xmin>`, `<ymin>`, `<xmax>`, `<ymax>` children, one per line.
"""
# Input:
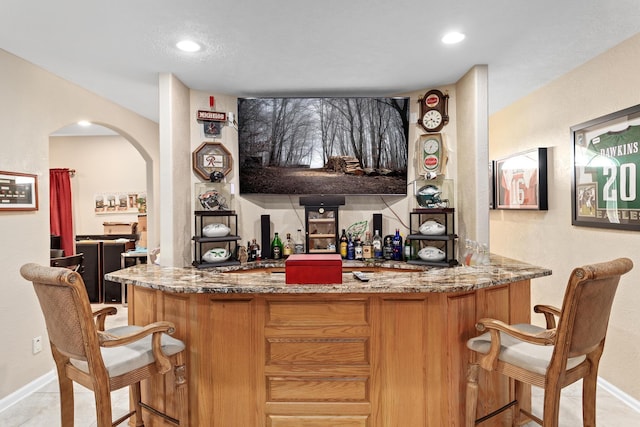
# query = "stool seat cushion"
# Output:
<box><xmin>467</xmin><ymin>323</ymin><xmax>586</xmax><ymax>376</ymax></box>
<box><xmin>70</xmin><ymin>325</ymin><xmax>185</xmax><ymax>377</ymax></box>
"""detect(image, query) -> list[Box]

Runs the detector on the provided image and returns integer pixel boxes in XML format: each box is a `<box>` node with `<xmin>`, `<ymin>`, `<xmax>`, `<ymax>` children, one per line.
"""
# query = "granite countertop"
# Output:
<box><xmin>105</xmin><ymin>254</ymin><xmax>551</xmax><ymax>294</ymax></box>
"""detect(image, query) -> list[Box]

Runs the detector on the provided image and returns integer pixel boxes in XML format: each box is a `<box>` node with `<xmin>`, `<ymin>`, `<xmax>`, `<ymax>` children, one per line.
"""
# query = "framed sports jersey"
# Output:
<box><xmin>495</xmin><ymin>148</ymin><xmax>548</xmax><ymax>210</ymax></box>
<box><xmin>572</xmin><ymin>104</ymin><xmax>640</xmax><ymax>230</ymax></box>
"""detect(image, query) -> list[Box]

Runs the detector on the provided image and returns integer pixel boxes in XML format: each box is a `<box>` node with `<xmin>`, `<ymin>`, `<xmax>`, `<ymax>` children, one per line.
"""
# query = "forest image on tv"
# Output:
<box><xmin>238</xmin><ymin>97</ymin><xmax>410</xmax><ymax>195</ymax></box>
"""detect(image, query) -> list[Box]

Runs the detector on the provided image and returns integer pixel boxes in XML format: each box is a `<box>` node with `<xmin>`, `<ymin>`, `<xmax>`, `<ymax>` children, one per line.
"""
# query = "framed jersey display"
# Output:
<box><xmin>495</xmin><ymin>148</ymin><xmax>548</xmax><ymax>210</ymax></box>
<box><xmin>572</xmin><ymin>104</ymin><xmax>640</xmax><ymax>230</ymax></box>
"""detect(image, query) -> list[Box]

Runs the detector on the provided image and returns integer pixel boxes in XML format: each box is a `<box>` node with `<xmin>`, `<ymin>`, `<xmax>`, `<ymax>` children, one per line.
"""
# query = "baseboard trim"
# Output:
<box><xmin>598</xmin><ymin>377</ymin><xmax>640</xmax><ymax>413</ymax></box>
<box><xmin>0</xmin><ymin>370</ymin><xmax>55</xmax><ymax>414</ymax></box>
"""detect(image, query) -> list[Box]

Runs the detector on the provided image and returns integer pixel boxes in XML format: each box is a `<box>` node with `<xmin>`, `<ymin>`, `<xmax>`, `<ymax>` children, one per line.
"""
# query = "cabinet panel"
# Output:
<box><xmin>267</xmin><ymin>339</ymin><xmax>369</xmax><ymax>364</ymax></box>
<box><xmin>268</xmin><ymin>377</ymin><xmax>368</xmax><ymax>401</ymax></box>
<box><xmin>267</xmin><ymin>300</ymin><xmax>369</xmax><ymax>326</ymax></box>
<box><xmin>268</xmin><ymin>415</ymin><xmax>368</xmax><ymax>427</ymax></box>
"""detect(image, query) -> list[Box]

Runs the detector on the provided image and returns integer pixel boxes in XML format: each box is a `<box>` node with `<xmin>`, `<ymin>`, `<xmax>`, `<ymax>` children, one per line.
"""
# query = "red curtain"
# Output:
<box><xmin>50</xmin><ymin>169</ymin><xmax>74</xmax><ymax>256</ymax></box>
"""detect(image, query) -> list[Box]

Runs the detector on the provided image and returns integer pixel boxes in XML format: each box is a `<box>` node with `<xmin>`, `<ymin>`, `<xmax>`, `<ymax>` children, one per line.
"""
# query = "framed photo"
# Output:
<box><xmin>192</xmin><ymin>142</ymin><xmax>232</xmax><ymax>181</ymax></box>
<box><xmin>494</xmin><ymin>148</ymin><xmax>548</xmax><ymax>210</ymax></box>
<box><xmin>571</xmin><ymin>104</ymin><xmax>640</xmax><ymax>230</ymax></box>
<box><xmin>0</xmin><ymin>171</ymin><xmax>38</xmax><ymax>211</ymax></box>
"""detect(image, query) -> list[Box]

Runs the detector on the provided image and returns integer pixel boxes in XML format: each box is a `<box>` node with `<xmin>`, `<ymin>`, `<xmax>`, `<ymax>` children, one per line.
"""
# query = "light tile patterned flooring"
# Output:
<box><xmin>1</xmin><ymin>305</ymin><xmax>638</xmax><ymax>426</ymax></box>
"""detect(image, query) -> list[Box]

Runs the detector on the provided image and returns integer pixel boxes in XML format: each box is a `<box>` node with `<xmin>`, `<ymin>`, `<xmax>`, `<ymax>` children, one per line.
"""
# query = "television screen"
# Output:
<box><xmin>238</xmin><ymin>97</ymin><xmax>410</xmax><ymax>195</ymax></box>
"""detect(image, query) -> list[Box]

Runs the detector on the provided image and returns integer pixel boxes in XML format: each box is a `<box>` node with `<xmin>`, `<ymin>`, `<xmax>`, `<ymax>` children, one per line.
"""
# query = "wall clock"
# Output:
<box><xmin>419</xmin><ymin>89</ymin><xmax>449</xmax><ymax>133</ymax></box>
<box><xmin>417</xmin><ymin>133</ymin><xmax>448</xmax><ymax>177</ymax></box>
<box><xmin>192</xmin><ymin>142</ymin><xmax>232</xmax><ymax>181</ymax></box>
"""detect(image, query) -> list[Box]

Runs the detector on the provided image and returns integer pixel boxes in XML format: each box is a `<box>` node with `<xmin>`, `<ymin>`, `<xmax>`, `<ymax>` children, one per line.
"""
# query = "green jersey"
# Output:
<box><xmin>586</xmin><ymin>125</ymin><xmax>640</xmax><ymax>210</ymax></box>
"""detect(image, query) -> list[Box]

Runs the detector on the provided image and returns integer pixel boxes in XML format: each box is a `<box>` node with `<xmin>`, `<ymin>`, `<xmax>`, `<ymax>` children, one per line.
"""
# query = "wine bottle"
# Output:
<box><xmin>271</xmin><ymin>232</ymin><xmax>283</xmax><ymax>260</ymax></box>
<box><xmin>339</xmin><ymin>229</ymin><xmax>348</xmax><ymax>259</ymax></box>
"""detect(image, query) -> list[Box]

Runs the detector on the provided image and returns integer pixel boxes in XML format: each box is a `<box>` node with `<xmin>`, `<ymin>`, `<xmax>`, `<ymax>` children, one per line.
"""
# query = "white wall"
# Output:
<box><xmin>0</xmin><ymin>48</ymin><xmax>159</xmax><ymax>400</ymax></box>
<box><xmin>187</xmin><ymin>85</ymin><xmax>473</xmax><ymax>250</ymax></box>
<box><xmin>49</xmin><ymin>135</ymin><xmax>146</xmax><ymax>235</ymax></box>
<box><xmin>490</xmin><ymin>33</ymin><xmax>640</xmax><ymax>400</ymax></box>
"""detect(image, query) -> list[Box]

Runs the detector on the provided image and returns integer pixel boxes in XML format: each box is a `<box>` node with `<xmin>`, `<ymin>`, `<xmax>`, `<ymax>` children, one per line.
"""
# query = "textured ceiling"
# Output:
<box><xmin>2</xmin><ymin>0</ymin><xmax>639</xmax><ymax>125</ymax></box>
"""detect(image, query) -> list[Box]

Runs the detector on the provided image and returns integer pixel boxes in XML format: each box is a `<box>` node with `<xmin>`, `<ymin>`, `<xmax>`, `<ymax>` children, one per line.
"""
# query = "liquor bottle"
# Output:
<box><xmin>247</xmin><ymin>240</ymin><xmax>254</xmax><ymax>261</ymax></box>
<box><xmin>283</xmin><ymin>233</ymin><xmax>293</xmax><ymax>258</ymax></box>
<box><xmin>354</xmin><ymin>238</ymin><xmax>363</xmax><ymax>260</ymax></box>
<box><xmin>372</xmin><ymin>230</ymin><xmax>383</xmax><ymax>259</ymax></box>
<box><xmin>392</xmin><ymin>229</ymin><xmax>403</xmax><ymax>261</ymax></box>
<box><xmin>294</xmin><ymin>229</ymin><xmax>305</xmax><ymax>254</ymax></box>
<box><xmin>347</xmin><ymin>233</ymin><xmax>355</xmax><ymax>260</ymax></box>
<box><xmin>362</xmin><ymin>231</ymin><xmax>372</xmax><ymax>259</ymax></box>
<box><xmin>383</xmin><ymin>235</ymin><xmax>394</xmax><ymax>260</ymax></box>
<box><xmin>271</xmin><ymin>232</ymin><xmax>283</xmax><ymax>260</ymax></box>
<box><xmin>339</xmin><ymin>229</ymin><xmax>348</xmax><ymax>259</ymax></box>
<box><xmin>404</xmin><ymin>238</ymin><xmax>412</xmax><ymax>261</ymax></box>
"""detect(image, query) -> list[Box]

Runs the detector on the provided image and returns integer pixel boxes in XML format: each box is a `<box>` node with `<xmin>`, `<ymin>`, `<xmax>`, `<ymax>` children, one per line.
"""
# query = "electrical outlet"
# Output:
<box><xmin>32</xmin><ymin>336</ymin><xmax>42</xmax><ymax>354</ymax></box>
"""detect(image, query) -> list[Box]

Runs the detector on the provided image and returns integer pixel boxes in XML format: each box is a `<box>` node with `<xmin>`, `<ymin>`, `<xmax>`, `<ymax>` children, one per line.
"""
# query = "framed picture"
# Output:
<box><xmin>571</xmin><ymin>104</ymin><xmax>640</xmax><ymax>230</ymax></box>
<box><xmin>0</xmin><ymin>171</ymin><xmax>38</xmax><ymax>211</ymax></box>
<box><xmin>494</xmin><ymin>148</ymin><xmax>548</xmax><ymax>210</ymax></box>
<box><xmin>192</xmin><ymin>142</ymin><xmax>233</xmax><ymax>181</ymax></box>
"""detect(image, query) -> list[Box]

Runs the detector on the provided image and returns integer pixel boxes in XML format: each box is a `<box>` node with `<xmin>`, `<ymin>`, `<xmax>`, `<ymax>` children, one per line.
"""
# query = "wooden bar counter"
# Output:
<box><xmin>106</xmin><ymin>255</ymin><xmax>551</xmax><ymax>427</ymax></box>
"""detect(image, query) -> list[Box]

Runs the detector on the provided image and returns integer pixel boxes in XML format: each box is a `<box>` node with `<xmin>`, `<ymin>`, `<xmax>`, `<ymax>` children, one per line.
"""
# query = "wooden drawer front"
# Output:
<box><xmin>267</xmin><ymin>338</ymin><xmax>368</xmax><ymax>365</ymax></box>
<box><xmin>268</xmin><ymin>377</ymin><xmax>368</xmax><ymax>401</ymax></box>
<box><xmin>268</xmin><ymin>415</ymin><xmax>368</xmax><ymax>427</ymax></box>
<box><xmin>267</xmin><ymin>300</ymin><xmax>368</xmax><ymax>326</ymax></box>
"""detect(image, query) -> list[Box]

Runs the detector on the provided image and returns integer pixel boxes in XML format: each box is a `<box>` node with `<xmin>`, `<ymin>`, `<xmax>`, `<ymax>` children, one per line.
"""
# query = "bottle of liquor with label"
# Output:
<box><xmin>383</xmin><ymin>235</ymin><xmax>394</xmax><ymax>260</ymax></box>
<box><xmin>294</xmin><ymin>229</ymin><xmax>305</xmax><ymax>254</ymax></box>
<box><xmin>347</xmin><ymin>233</ymin><xmax>355</xmax><ymax>260</ymax></box>
<box><xmin>404</xmin><ymin>238</ymin><xmax>412</xmax><ymax>261</ymax></box>
<box><xmin>372</xmin><ymin>230</ymin><xmax>383</xmax><ymax>259</ymax></box>
<box><xmin>339</xmin><ymin>229</ymin><xmax>348</xmax><ymax>259</ymax></box>
<box><xmin>362</xmin><ymin>231</ymin><xmax>372</xmax><ymax>260</ymax></box>
<box><xmin>271</xmin><ymin>232</ymin><xmax>283</xmax><ymax>260</ymax></box>
<box><xmin>283</xmin><ymin>233</ymin><xmax>293</xmax><ymax>258</ymax></box>
<box><xmin>354</xmin><ymin>237</ymin><xmax>363</xmax><ymax>260</ymax></box>
<box><xmin>392</xmin><ymin>229</ymin><xmax>403</xmax><ymax>261</ymax></box>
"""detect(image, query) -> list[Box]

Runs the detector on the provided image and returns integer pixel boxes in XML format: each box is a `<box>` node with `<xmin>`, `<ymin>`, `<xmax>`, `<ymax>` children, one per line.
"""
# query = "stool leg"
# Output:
<box><xmin>466</xmin><ymin>363</ymin><xmax>480</xmax><ymax>427</ymax></box>
<box><xmin>131</xmin><ymin>382</ymin><xmax>145</xmax><ymax>427</ymax></box>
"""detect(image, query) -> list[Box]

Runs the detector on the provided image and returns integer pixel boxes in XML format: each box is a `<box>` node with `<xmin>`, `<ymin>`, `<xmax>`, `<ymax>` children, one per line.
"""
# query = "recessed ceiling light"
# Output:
<box><xmin>77</xmin><ymin>120</ymin><xmax>91</xmax><ymax>127</ymax></box>
<box><xmin>176</xmin><ymin>40</ymin><xmax>201</xmax><ymax>52</ymax></box>
<box><xmin>442</xmin><ymin>32</ymin><xmax>465</xmax><ymax>45</ymax></box>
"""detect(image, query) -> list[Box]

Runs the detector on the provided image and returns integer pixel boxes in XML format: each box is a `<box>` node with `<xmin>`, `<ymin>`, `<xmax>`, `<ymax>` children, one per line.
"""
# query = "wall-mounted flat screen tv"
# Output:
<box><xmin>238</xmin><ymin>97</ymin><xmax>410</xmax><ymax>195</ymax></box>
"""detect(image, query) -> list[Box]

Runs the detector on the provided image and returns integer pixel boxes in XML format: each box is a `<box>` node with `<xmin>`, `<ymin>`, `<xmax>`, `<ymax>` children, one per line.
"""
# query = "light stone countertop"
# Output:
<box><xmin>105</xmin><ymin>254</ymin><xmax>551</xmax><ymax>294</ymax></box>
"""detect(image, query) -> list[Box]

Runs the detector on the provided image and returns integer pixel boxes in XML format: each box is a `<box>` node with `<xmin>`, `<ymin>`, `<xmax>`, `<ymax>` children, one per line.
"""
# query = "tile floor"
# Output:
<box><xmin>1</xmin><ymin>304</ymin><xmax>638</xmax><ymax>426</ymax></box>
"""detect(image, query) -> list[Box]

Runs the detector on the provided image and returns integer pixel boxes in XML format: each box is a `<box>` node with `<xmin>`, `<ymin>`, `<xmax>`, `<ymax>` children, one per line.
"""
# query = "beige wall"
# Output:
<box><xmin>0</xmin><ymin>49</ymin><xmax>159</xmax><ymax>400</ymax></box>
<box><xmin>187</xmin><ymin>86</ymin><xmax>471</xmax><ymax>252</ymax></box>
<box><xmin>490</xmin><ymin>33</ymin><xmax>640</xmax><ymax>400</ymax></box>
<box><xmin>49</xmin><ymin>135</ymin><xmax>146</xmax><ymax>235</ymax></box>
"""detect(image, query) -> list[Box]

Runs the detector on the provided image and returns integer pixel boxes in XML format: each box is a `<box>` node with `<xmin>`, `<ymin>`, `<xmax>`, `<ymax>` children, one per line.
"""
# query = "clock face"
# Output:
<box><xmin>424</xmin><ymin>138</ymin><xmax>439</xmax><ymax>154</ymax></box>
<box><xmin>422</xmin><ymin>110</ymin><xmax>443</xmax><ymax>130</ymax></box>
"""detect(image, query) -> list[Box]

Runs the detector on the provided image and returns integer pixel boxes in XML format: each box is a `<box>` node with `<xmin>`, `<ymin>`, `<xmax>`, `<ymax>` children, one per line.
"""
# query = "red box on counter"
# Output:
<box><xmin>285</xmin><ymin>254</ymin><xmax>343</xmax><ymax>285</ymax></box>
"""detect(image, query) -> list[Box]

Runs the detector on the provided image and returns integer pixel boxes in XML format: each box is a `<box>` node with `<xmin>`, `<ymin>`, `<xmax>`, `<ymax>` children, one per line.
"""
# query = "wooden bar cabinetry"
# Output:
<box><xmin>128</xmin><ymin>280</ymin><xmax>531</xmax><ymax>426</ymax></box>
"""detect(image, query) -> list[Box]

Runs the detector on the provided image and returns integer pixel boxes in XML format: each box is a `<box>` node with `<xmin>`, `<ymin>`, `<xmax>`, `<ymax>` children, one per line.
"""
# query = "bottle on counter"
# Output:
<box><xmin>372</xmin><ymin>229</ymin><xmax>383</xmax><ymax>259</ymax></box>
<box><xmin>247</xmin><ymin>240</ymin><xmax>254</xmax><ymax>261</ymax></box>
<box><xmin>392</xmin><ymin>229</ymin><xmax>403</xmax><ymax>261</ymax></box>
<box><xmin>271</xmin><ymin>232</ymin><xmax>283</xmax><ymax>260</ymax></box>
<box><xmin>404</xmin><ymin>238</ymin><xmax>412</xmax><ymax>261</ymax></box>
<box><xmin>362</xmin><ymin>231</ymin><xmax>372</xmax><ymax>259</ymax></box>
<box><xmin>283</xmin><ymin>233</ymin><xmax>293</xmax><ymax>258</ymax></box>
<box><xmin>383</xmin><ymin>235</ymin><xmax>394</xmax><ymax>260</ymax></box>
<box><xmin>347</xmin><ymin>233</ymin><xmax>355</xmax><ymax>260</ymax></box>
<box><xmin>354</xmin><ymin>237</ymin><xmax>363</xmax><ymax>260</ymax></box>
<box><xmin>339</xmin><ymin>229</ymin><xmax>348</xmax><ymax>259</ymax></box>
<box><xmin>294</xmin><ymin>229</ymin><xmax>305</xmax><ymax>254</ymax></box>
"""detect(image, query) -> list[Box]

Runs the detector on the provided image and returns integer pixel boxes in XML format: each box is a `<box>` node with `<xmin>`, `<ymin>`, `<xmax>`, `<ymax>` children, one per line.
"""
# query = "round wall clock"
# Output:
<box><xmin>192</xmin><ymin>142</ymin><xmax>232</xmax><ymax>181</ymax></box>
<box><xmin>419</xmin><ymin>89</ymin><xmax>449</xmax><ymax>133</ymax></box>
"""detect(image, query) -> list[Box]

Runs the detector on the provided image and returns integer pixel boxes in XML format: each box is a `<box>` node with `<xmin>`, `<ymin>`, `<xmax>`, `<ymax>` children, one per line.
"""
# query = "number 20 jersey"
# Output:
<box><xmin>586</xmin><ymin>125</ymin><xmax>640</xmax><ymax>209</ymax></box>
